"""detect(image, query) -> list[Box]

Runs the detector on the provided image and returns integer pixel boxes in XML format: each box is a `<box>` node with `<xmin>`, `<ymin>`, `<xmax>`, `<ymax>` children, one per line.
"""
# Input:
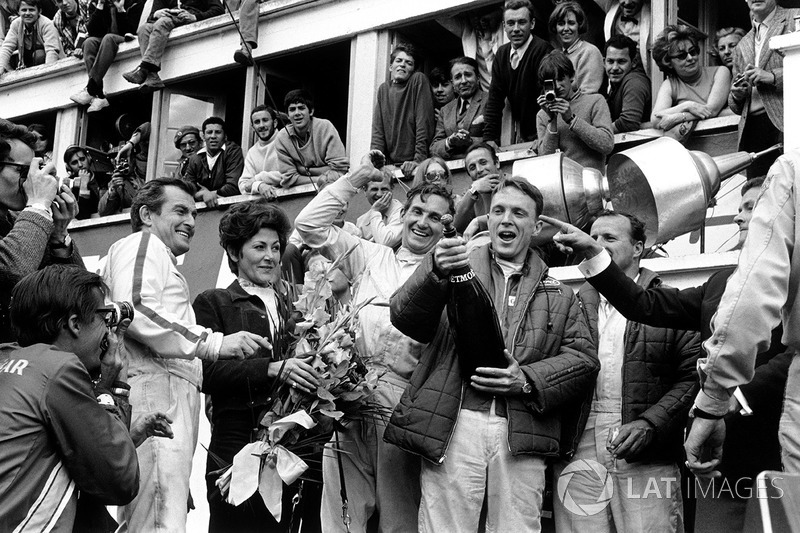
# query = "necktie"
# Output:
<box><xmin>511</xmin><ymin>49</ymin><xmax>520</xmax><ymax>70</ymax></box>
<box><xmin>458</xmin><ymin>99</ymin><xmax>468</xmax><ymax>117</ymax></box>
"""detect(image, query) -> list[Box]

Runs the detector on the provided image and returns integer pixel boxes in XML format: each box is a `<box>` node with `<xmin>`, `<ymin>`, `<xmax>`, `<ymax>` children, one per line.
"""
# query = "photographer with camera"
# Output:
<box><xmin>98</xmin><ymin>151</ymin><xmax>142</xmax><ymax>216</ymax></box>
<box><xmin>64</xmin><ymin>145</ymin><xmax>110</xmax><ymax>219</ymax></box>
<box><xmin>534</xmin><ymin>50</ymin><xmax>613</xmax><ymax>172</ymax></box>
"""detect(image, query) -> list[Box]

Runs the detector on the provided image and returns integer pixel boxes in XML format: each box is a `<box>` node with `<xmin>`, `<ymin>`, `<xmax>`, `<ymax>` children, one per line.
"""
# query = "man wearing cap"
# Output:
<box><xmin>173</xmin><ymin>125</ymin><xmax>202</xmax><ymax>177</ymax></box>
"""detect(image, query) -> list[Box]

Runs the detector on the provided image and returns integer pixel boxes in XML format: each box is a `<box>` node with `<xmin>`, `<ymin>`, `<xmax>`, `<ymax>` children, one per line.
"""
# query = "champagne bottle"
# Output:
<box><xmin>441</xmin><ymin>214</ymin><xmax>507</xmax><ymax>379</ymax></box>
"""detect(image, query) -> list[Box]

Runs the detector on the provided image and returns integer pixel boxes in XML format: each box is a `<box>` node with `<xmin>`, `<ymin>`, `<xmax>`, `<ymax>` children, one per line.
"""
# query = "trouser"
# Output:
<box><xmin>739</xmin><ymin>109</ymin><xmax>784</xmax><ymax>180</ymax></box>
<box><xmin>119</xmin><ymin>372</ymin><xmax>200</xmax><ymax>533</ymax></box>
<box><xmin>553</xmin><ymin>406</ymin><xmax>684</xmax><ymax>533</ymax></box>
<box><xmin>780</xmin><ymin>354</ymin><xmax>800</xmax><ymax>473</ymax></box>
<box><xmin>419</xmin><ymin>405</ymin><xmax>547</xmax><ymax>533</ymax></box>
<box><xmin>227</xmin><ymin>0</ymin><xmax>258</xmax><ymax>47</ymax></box>
<box><xmin>138</xmin><ymin>16</ymin><xmax>180</xmax><ymax>71</ymax></box>
<box><xmin>83</xmin><ymin>34</ymin><xmax>125</xmax><ymax>96</ymax></box>
<box><xmin>320</xmin><ymin>378</ymin><xmax>420</xmax><ymax>533</ymax></box>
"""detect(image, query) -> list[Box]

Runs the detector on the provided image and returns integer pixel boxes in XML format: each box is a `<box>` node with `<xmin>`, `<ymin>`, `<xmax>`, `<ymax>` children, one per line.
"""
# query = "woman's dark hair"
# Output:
<box><xmin>537</xmin><ymin>50</ymin><xmax>576</xmax><ymax>84</ymax></box>
<box><xmin>219</xmin><ymin>200</ymin><xmax>292</xmax><ymax>275</ymax></box>
<box><xmin>548</xmin><ymin>2</ymin><xmax>588</xmax><ymax>39</ymax></box>
<box><xmin>651</xmin><ymin>24</ymin><xmax>704</xmax><ymax>75</ymax></box>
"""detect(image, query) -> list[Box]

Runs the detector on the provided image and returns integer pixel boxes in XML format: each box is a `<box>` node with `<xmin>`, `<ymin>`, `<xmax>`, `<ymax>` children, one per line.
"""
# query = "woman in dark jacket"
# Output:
<box><xmin>193</xmin><ymin>200</ymin><xmax>320</xmax><ymax>533</ymax></box>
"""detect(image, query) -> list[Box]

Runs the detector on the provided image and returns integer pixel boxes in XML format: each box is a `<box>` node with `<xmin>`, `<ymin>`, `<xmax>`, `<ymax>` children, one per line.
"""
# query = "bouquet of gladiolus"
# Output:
<box><xmin>211</xmin><ymin>243</ymin><xmax>385</xmax><ymax>523</ymax></box>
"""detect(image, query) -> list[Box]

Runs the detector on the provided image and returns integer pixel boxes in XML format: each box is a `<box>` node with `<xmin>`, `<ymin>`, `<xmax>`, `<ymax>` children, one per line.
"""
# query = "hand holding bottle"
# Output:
<box><xmin>433</xmin><ymin>236</ymin><xmax>469</xmax><ymax>276</ymax></box>
<box><xmin>470</xmin><ymin>349</ymin><xmax>527</xmax><ymax>396</ymax></box>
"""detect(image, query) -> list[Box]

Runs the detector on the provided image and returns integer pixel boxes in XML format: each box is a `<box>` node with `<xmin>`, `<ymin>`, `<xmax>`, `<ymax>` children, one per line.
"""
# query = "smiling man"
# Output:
<box><xmin>103</xmin><ymin>177</ymin><xmax>270</xmax><ymax>532</ymax></box>
<box><xmin>238</xmin><ymin>105</ymin><xmax>283</xmax><ymax>199</ymax></box>
<box><xmin>275</xmin><ymin>89</ymin><xmax>349</xmax><ymax>189</ymax></box>
<box><xmin>604</xmin><ymin>34</ymin><xmax>651</xmax><ymax>133</ymax></box>
<box><xmin>430</xmin><ymin>56</ymin><xmax>486</xmax><ymax>160</ymax></box>
<box><xmin>183</xmin><ymin>116</ymin><xmax>244</xmax><ymax>207</ymax></box>
<box><xmin>385</xmin><ymin>175</ymin><xmax>598</xmax><ymax>532</ymax></box>
<box><xmin>295</xmin><ymin>152</ymin><xmax>454</xmax><ymax>532</ymax></box>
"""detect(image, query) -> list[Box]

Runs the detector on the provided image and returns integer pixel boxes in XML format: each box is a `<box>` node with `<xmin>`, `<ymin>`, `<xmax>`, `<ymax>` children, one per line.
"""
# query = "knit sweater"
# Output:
<box><xmin>607</xmin><ymin>68</ymin><xmax>652</xmax><ymax>133</ymax></box>
<box><xmin>238</xmin><ymin>133</ymin><xmax>282</xmax><ymax>193</ymax></box>
<box><xmin>535</xmin><ymin>91</ymin><xmax>614</xmax><ymax>172</ymax></box>
<box><xmin>275</xmin><ymin>117</ymin><xmax>349</xmax><ymax>188</ymax></box>
<box><xmin>564</xmin><ymin>39</ymin><xmax>605</xmax><ymax>95</ymax></box>
<box><xmin>0</xmin><ymin>16</ymin><xmax>62</xmax><ymax>71</ymax></box>
<box><xmin>484</xmin><ymin>36</ymin><xmax>553</xmax><ymax>144</ymax></box>
<box><xmin>371</xmin><ymin>71</ymin><xmax>436</xmax><ymax>164</ymax></box>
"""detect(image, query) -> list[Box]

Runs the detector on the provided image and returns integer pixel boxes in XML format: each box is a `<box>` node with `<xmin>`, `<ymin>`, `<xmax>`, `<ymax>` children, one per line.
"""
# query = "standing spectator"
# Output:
<box><xmin>430</xmin><ymin>66</ymin><xmax>455</xmax><ymax>123</ymax></box>
<box><xmin>295</xmin><ymin>157</ymin><xmax>454</xmax><ymax>532</ymax></box>
<box><xmin>453</xmin><ymin>141</ymin><xmax>503</xmax><ymax>233</ymax></box>
<box><xmin>239</xmin><ymin>105</ymin><xmax>282</xmax><ymax>198</ymax></box>
<box><xmin>194</xmin><ymin>201</ymin><xmax>322</xmax><ymax>532</ymax></box>
<box><xmin>535</xmin><ymin>50</ymin><xmax>614</xmax><ymax>172</ymax></box>
<box><xmin>0</xmin><ymin>266</ymin><xmax>139</xmax><ymax>532</ymax></box>
<box><xmin>173</xmin><ymin>124</ymin><xmax>202</xmax><ymax>177</ymax></box>
<box><xmin>594</xmin><ymin>0</ymin><xmax>651</xmax><ymax>73</ymax></box>
<box><xmin>0</xmin><ymin>119</ymin><xmax>82</xmax><ymax>342</ymax></box>
<box><xmin>550</xmin><ymin>1</ymin><xmax>605</xmax><ymax>95</ymax></box>
<box><xmin>553</xmin><ymin>211</ymin><xmax>699</xmax><ymax>532</ymax></box>
<box><xmin>0</xmin><ymin>0</ymin><xmax>62</xmax><ymax>75</ymax></box>
<box><xmin>729</xmin><ymin>0</ymin><xmax>799</xmax><ymax>179</ymax></box>
<box><xmin>103</xmin><ymin>177</ymin><xmax>269</xmax><ymax>532</ymax></box>
<box><xmin>184</xmin><ymin>116</ymin><xmax>244</xmax><ymax>207</ymax></box>
<box><xmin>355</xmin><ymin>166</ymin><xmax>403</xmax><ymax>248</ymax></box>
<box><xmin>63</xmin><ymin>145</ymin><xmax>109</xmax><ymax>219</ymax></box>
<box><xmin>483</xmin><ymin>0</ymin><xmax>553</xmax><ymax>148</ymax></box>
<box><xmin>70</xmin><ymin>0</ymin><xmax>141</xmax><ymax>113</ymax></box>
<box><xmin>385</xmin><ymin>176</ymin><xmax>598</xmax><ymax>532</ymax></box>
<box><xmin>275</xmin><ymin>89</ymin><xmax>349</xmax><ymax>189</ymax></box>
<box><xmin>27</xmin><ymin>123</ymin><xmax>53</xmax><ymax>164</ymax></box>
<box><xmin>52</xmin><ymin>0</ymin><xmax>89</xmax><ymax>57</ymax></box>
<box><xmin>649</xmin><ymin>25</ymin><xmax>731</xmax><ymax>142</ymax></box>
<box><xmin>122</xmin><ymin>0</ymin><xmax>222</xmax><ymax>90</ymax></box>
<box><xmin>430</xmin><ymin>56</ymin><xmax>486</xmax><ymax>161</ymax></box>
<box><xmin>712</xmin><ymin>27</ymin><xmax>746</xmax><ymax>71</ymax></box>
<box><xmin>604</xmin><ymin>34</ymin><xmax>651</xmax><ymax>133</ymax></box>
<box><xmin>371</xmin><ymin>43</ymin><xmax>436</xmax><ymax>176</ymax></box>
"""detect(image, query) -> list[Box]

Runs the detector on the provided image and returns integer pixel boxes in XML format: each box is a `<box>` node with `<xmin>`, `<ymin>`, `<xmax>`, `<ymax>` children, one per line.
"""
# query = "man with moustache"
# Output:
<box><xmin>430</xmin><ymin>56</ymin><xmax>486</xmax><ymax>160</ymax></box>
<box><xmin>295</xmin><ymin>152</ymin><xmax>455</xmax><ymax>532</ymax></box>
<box><xmin>184</xmin><ymin>116</ymin><xmax>245</xmax><ymax>207</ymax></box>
<box><xmin>239</xmin><ymin>105</ymin><xmax>283</xmax><ymax>199</ymax></box>
<box><xmin>173</xmin><ymin>125</ymin><xmax>202</xmax><ymax>177</ymax></box>
<box><xmin>604</xmin><ymin>34</ymin><xmax>651</xmax><ymax>133</ymax></box>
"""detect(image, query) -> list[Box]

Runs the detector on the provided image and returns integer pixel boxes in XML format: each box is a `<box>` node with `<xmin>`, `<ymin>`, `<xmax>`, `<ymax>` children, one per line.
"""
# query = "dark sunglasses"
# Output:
<box><xmin>425</xmin><ymin>170</ymin><xmax>447</xmax><ymax>182</ymax></box>
<box><xmin>669</xmin><ymin>47</ymin><xmax>699</xmax><ymax>61</ymax></box>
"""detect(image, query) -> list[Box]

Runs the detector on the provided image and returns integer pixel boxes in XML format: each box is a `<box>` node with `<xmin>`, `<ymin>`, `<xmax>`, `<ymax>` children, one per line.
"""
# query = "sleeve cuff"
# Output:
<box><xmin>694</xmin><ymin>388</ymin><xmax>731</xmax><ymax>418</ymax></box>
<box><xmin>24</xmin><ymin>203</ymin><xmax>54</xmax><ymax>221</ymax></box>
<box><xmin>199</xmin><ymin>331</ymin><xmax>224</xmax><ymax>361</ymax></box>
<box><xmin>578</xmin><ymin>249</ymin><xmax>611</xmax><ymax>278</ymax></box>
<box><xmin>733</xmin><ymin>387</ymin><xmax>754</xmax><ymax>416</ymax></box>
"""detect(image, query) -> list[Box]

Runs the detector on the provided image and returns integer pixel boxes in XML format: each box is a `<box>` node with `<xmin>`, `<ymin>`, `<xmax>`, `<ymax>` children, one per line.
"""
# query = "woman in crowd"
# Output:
<box><xmin>649</xmin><ymin>24</ymin><xmax>732</xmax><ymax>142</ymax></box>
<box><xmin>411</xmin><ymin>156</ymin><xmax>452</xmax><ymax>189</ymax></box>
<box><xmin>549</xmin><ymin>1</ymin><xmax>604</xmax><ymax>95</ymax></box>
<box><xmin>0</xmin><ymin>0</ymin><xmax>61</xmax><ymax>75</ymax></box>
<box><xmin>27</xmin><ymin>123</ymin><xmax>52</xmax><ymax>164</ymax></box>
<box><xmin>712</xmin><ymin>27</ymin><xmax>746</xmax><ymax>71</ymax></box>
<box><xmin>193</xmin><ymin>201</ymin><xmax>321</xmax><ymax>533</ymax></box>
<box><xmin>535</xmin><ymin>50</ymin><xmax>613</xmax><ymax>172</ymax></box>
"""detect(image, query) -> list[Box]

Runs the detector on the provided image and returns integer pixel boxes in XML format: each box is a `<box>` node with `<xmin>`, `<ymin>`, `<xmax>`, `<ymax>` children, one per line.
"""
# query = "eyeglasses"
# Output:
<box><xmin>669</xmin><ymin>47</ymin><xmax>699</xmax><ymax>61</ymax></box>
<box><xmin>0</xmin><ymin>161</ymin><xmax>30</xmax><ymax>181</ymax></box>
<box><xmin>425</xmin><ymin>170</ymin><xmax>447</xmax><ymax>182</ymax></box>
<box><xmin>95</xmin><ymin>305</ymin><xmax>117</xmax><ymax>328</ymax></box>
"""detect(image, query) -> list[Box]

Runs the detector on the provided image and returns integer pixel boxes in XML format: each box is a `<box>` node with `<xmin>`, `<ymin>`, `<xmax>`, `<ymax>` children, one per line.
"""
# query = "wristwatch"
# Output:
<box><xmin>522</xmin><ymin>380</ymin><xmax>533</xmax><ymax>395</ymax></box>
<box><xmin>50</xmin><ymin>233</ymin><xmax>72</xmax><ymax>250</ymax></box>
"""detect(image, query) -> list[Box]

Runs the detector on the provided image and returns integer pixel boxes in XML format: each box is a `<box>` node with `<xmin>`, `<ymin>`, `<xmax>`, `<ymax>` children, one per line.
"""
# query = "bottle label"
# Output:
<box><xmin>450</xmin><ymin>271</ymin><xmax>475</xmax><ymax>283</ymax></box>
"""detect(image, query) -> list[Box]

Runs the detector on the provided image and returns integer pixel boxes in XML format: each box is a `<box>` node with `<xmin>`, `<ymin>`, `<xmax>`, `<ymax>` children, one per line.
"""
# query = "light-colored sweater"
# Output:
<box><xmin>564</xmin><ymin>39</ymin><xmax>605</xmax><ymax>95</ymax></box>
<box><xmin>0</xmin><ymin>15</ymin><xmax>62</xmax><ymax>72</ymax></box>
<box><xmin>238</xmin><ymin>132</ymin><xmax>282</xmax><ymax>193</ymax></box>
<box><xmin>275</xmin><ymin>117</ymin><xmax>349</xmax><ymax>188</ymax></box>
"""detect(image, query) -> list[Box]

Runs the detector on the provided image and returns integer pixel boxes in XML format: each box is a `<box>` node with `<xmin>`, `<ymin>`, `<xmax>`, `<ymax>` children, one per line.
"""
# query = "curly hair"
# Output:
<box><xmin>711</xmin><ymin>27</ymin><xmax>746</xmax><ymax>59</ymax></box>
<box><xmin>548</xmin><ymin>2</ymin><xmax>588</xmax><ymax>38</ymax></box>
<box><xmin>219</xmin><ymin>200</ymin><xmax>292</xmax><ymax>275</ymax></box>
<box><xmin>403</xmin><ymin>183</ymin><xmax>455</xmax><ymax>216</ymax></box>
<box><xmin>0</xmin><ymin>119</ymin><xmax>37</xmax><ymax>162</ymax></box>
<box><xmin>411</xmin><ymin>157</ymin><xmax>452</xmax><ymax>188</ymax></box>
<box><xmin>651</xmin><ymin>24</ymin><xmax>705</xmax><ymax>75</ymax></box>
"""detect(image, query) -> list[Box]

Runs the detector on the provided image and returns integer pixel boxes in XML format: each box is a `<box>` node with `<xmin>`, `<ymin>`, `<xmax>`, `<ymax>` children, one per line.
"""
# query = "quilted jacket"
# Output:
<box><xmin>577</xmin><ymin>268</ymin><xmax>701</xmax><ymax>464</ymax></box>
<box><xmin>384</xmin><ymin>245</ymin><xmax>599</xmax><ymax>464</ymax></box>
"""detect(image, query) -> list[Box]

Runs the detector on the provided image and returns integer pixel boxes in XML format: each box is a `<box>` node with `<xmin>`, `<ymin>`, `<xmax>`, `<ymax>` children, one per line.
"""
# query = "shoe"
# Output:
<box><xmin>123</xmin><ymin>67</ymin><xmax>148</xmax><ymax>85</ymax></box>
<box><xmin>87</xmin><ymin>97</ymin><xmax>110</xmax><ymax>113</ymax></box>
<box><xmin>70</xmin><ymin>88</ymin><xmax>93</xmax><ymax>106</ymax></box>
<box><xmin>140</xmin><ymin>72</ymin><xmax>165</xmax><ymax>90</ymax></box>
<box><xmin>233</xmin><ymin>48</ymin><xmax>253</xmax><ymax>66</ymax></box>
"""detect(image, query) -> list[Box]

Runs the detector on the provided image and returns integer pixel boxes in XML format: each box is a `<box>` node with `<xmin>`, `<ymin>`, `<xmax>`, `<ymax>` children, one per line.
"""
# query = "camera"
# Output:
<box><xmin>114</xmin><ymin>158</ymin><xmax>130</xmax><ymax>177</ymax></box>
<box><xmin>544</xmin><ymin>79</ymin><xmax>557</xmax><ymax>103</ymax></box>
<box><xmin>107</xmin><ymin>301</ymin><xmax>135</xmax><ymax>328</ymax></box>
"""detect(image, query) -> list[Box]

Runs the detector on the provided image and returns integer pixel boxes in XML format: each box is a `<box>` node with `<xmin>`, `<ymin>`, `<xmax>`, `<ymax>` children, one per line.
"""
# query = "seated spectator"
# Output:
<box><xmin>64</xmin><ymin>145</ymin><xmax>110</xmax><ymax>219</ymax></box>
<box><xmin>712</xmin><ymin>27</ymin><xmax>745</xmax><ymax>71</ymax></box>
<box><xmin>275</xmin><ymin>89</ymin><xmax>349</xmax><ymax>189</ymax></box>
<box><xmin>27</xmin><ymin>123</ymin><xmax>53</xmax><ymax>164</ymax></box>
<box><xmin>52</xmin><ymin>0</ymin><xmax>89</xmax><ymax>58</ymax></box>
<box><xmin>355</xmin><ymin>166</ymin><xmax>402</xmax><ymax>248</ymax></box>
<box><xmin>649</xmin><ymin>24</ymin><xmax>731</xmax><ymax>142</ymax></box>
<box><xmin>604</xmin><ymin>34</ymin><xmax>650</xmax><ymax>133</ymax></box>
<box><xmin>535</xmin><ymin>50</ymin><xmax>613</xmax><ymax>172</ymax></box>
<box><xmin>70</xmin><ymin>0</ymin><xmax>142</xmax><ymax>113</ymax></box>
<box><xmin>122</xmin><ymin>0</ymin><xmax>222</xmax><ymax>90</ymax></box>
<box><xmin>0</xmin><ymin>0</ymin><xmax>62</xmax><ymax>75</ymax></box>
<box><xmin>430</xmin><ymin>66</ymin><xmax>455</xmax><ymax>123</ymax></box>
<box><xmin>595</xmin><ymin>0</ymin><xmax>652</xmax><ymax>73</ymax></box>
<box><xmin>184</xmin><ymin>116</ymin><xmax>244</xmax><ymax>207</ymax></box>
<box><xmin>371</xmin><ymin>43</ymin><xmax>435</xmax><ymax>176</ymax></box>
<box><xmin>173</xmin><ymin>125</ymin><xmax>201</xmax><ymax>177</ymax></box>
<box><xmin>411</xmin><ymin>156</ymin><xmax>452</xmax><ymax>189</ymax></box>
<box><xmin>550</xmin><ymin>1</ymin><xmax>604</xmax><ymax>95</ymax></box>
<box><xmin>228</xmin><ymin>0</ymin><xmax>259</xmax><ymax>66</ymax></box>
<box><xmin>239</xmin><ymin>105</ymin><xmax>283</xmax><ymax>198</ymax></box>
<box><xmin>430</xmin><ymin>56</ymin><xmax>486</xmax><ymax>161</ymax></box>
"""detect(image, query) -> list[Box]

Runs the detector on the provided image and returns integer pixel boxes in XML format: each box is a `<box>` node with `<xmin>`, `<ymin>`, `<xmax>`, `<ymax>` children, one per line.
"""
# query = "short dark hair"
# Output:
<box><xmin>403</xmin><ymin>183</ymin><xmax>455</xmax><ymax>216</ymax></box>
<box><xmin>429</xmin><ymin>67</ymin><xmax>450</xmax><ymax>86</ymax></box>
<box><xmin>605</xmin><ymin>34</ymin><xmax>638</xmax><ymax>60</ymax></box>
<box><xmin>538</xmin><ymin>50</ymin><xmax>576</xmax><ymax>84</ymax></box>
<box><xmin>19</xmin><ymin>0</ymin><xmax>41</xmax><ymax>10</ymax></box>
<box><xmin>10</xmin><ymin>265</ymin><xmax>105</xmax><ymax>346</ymax></box>
<box><xmin>504</xmin><ymin>0</ymin><xmax>533</xmax><ymax>20</ymax></box>
<box><xmin>741</xmin><ymin>177</ymin><xmax>765</xmax><ymax>196</ymax></box>
<box><xmin>492</xmin><ymin>176</ymin><xmax>544</xmax><ymax>218</ymax></box>
<box><xmin>549</xmin><ymin>2</ymin><xmax>587</xmax><ymax>37</ymax></box>
<box><xmin>27</xmin><ymin>123</ymin><xmax>48</xmax><ymax>140</ymax></box>
<box><xmin>202</xmin><ymin>116</ymin><xmax>226</xmax><ymax>135</ymax></box>
<box><xmin>219</xmin><ymin>200</ymin><xmax>292</xmax><ymax>275</ymax></box>
<box><xmin>390</xmin><ymin>43</ymin><xmax>418</xmax><ymax>65</ymax></box>
<box><xmin>651</xmin><ymin>24</ymin><xmax>703</xmax><ymax>75</ymax></box>
<box><xmin>251</xmin><ymin>105</ymin><xmax>278</xmax><ymax>122</ymax></box>
<box><xmin>284</xmin><ymin>89</ymin><xmax>314</xmax><ymax>111</ymax></box>
<box><xmin>63</xmin><ymin>145</ymin><xmax>88</xmax><ymax>165</ymax></box>
<box><xmin>0</xmin><ymin>119</ymin><xmax>37</xmax><ymax>162</ymax></box>
<box><xmin>448</xmin><ymin>56</ymin><xmax>479</xmax><ymax>79</ymax></box>
<box><xmin>465</xmin><ymin>141</ymin><xmax>499</xmax><ymax>164</ymax></box>
<box><xmin>130</xmin><ymin>177</ymin><xmax>196</xmax><ymax>231</ymax></box>
<box><xmin>594</xmin><ymin>209</ymin><xmax>647</xmax><ymax>245</ymax></box>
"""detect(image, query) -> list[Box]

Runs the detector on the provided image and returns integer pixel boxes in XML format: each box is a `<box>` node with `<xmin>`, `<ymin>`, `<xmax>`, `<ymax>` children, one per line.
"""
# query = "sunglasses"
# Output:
<box><xmin>425</xmin><ymin>170</ymin><xmax>447</xmax><ymax>182</ymax></box>
<box><xmin>669</xmin><ymin>47</ymin><xmax>699</xmax><ymax>61</ymax></box>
